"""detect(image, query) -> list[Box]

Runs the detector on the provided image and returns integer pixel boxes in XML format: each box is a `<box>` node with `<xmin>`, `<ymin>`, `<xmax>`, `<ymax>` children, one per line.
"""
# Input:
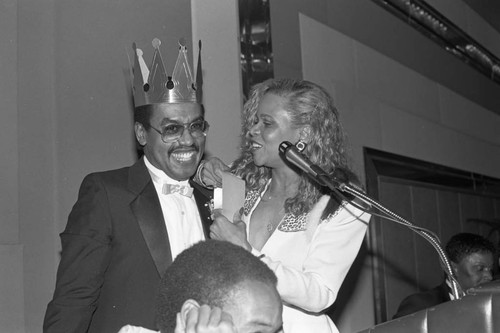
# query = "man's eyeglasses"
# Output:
<box><xmin>150</xmin><ymin>120</ymin><xmax>210</xmax><ymax>143</ymax></box>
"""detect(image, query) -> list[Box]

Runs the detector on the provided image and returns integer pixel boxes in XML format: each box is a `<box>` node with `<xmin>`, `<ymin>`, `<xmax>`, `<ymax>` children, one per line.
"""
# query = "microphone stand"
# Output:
<box><xmin>326</xmin><ymin>176</ymin><xmax>464</xmax><ymax>300</ymax></box>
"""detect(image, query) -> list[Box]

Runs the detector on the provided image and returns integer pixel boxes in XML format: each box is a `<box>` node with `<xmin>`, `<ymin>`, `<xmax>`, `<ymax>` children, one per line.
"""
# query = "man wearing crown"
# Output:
<box><xmin>43</xmin><ymin>38</ymin><xmax>214</xmax><ymax>333</ymax></box>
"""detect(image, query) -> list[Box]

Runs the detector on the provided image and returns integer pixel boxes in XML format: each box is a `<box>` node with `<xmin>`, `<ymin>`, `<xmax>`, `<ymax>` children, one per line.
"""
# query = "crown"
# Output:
<box><xmin>132</xmin><ymin>38</ymin><xmax>202</xmax><ymax>107</ymax></box>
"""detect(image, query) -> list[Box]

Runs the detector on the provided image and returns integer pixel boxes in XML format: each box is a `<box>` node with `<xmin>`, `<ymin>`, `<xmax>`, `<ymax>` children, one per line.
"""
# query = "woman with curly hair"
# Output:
<box><xmin>202</xmin><ymin>78</ymin><xmax>371</xmax><ymax>333</ymax></box>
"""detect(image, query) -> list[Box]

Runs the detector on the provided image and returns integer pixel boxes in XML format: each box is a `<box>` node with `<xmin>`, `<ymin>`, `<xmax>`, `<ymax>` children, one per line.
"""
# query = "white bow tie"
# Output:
<box><xmin>162</xmin><ymin>183</ymin><xmax>193</xmax><ymax>197</ymax></box>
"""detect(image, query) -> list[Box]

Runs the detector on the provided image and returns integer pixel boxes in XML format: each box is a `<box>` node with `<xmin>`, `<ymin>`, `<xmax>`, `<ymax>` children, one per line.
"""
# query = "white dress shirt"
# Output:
<box><xmin>144</xmin><ymin>157</ymin><xmax>205</xmax><ymax>261</ymax></box>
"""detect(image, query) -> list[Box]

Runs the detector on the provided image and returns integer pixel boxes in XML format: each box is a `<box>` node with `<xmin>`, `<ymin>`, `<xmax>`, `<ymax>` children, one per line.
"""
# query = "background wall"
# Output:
<box><xmin>1</xmin><ymin>0</ymin><xmax>499</xmax><ymax>332</ymax></box>
<box><xmin>191</xmin><ymin>0</ymin><xmax>243</xmax><ymax>164</ymax></box>
<box><xmin>1</xmin><ymin>1</ymin><xmax>23</xmax><ymax>332</ymax></box>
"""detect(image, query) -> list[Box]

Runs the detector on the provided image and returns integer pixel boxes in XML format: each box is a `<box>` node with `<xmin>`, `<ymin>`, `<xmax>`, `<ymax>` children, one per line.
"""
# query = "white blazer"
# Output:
<box><xmin>245</xmin><ymin>185</ymin><xmax>371</xmax><ymax>333</ymax></box>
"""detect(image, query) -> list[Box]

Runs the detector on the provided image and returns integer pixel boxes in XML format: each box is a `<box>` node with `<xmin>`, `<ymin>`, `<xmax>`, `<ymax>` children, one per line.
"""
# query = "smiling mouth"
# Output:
<box><xmin>171</xmin><ymin>150</ymin><xmax>197</xmax><ymax>163</ymax></box>
<box><xmin>250</xmin><ymin>141</ymin><xmax>263</xmax><ymax>150</ymax></box>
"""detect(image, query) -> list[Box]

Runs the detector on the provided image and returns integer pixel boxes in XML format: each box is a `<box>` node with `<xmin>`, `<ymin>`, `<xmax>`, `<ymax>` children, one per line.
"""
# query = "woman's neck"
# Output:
<box><xmin>268</xmin><ymin>167</ymin><xmax>300</xmax><ymax>199</ymax></box>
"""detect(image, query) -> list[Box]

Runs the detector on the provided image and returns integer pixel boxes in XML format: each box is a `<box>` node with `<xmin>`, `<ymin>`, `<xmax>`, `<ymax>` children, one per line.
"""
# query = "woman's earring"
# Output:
<box><xmin>296</xmin><ymin>140</ymin><xmax>307</xmax><ymax>152</ymax></box>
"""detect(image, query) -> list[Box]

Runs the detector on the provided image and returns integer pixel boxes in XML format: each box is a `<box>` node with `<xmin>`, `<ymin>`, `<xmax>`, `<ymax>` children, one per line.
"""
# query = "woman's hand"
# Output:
<box><xmin>175</xmin><ymin>305</ymin><xmax>235</xmax><ymax>333</ymax></box>
<box><xmin>210</xmin><ymin>209</ymin><xmax>251</xmax><ymax>251</ymax></box>
<box><xmin>198</xmin><ymin>157</ymin><xmax>229</xmax><ymax>188</ymax></box>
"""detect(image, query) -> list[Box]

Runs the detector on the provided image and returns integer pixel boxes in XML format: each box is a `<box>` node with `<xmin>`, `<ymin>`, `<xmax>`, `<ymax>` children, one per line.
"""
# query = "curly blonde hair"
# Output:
<box><xmin>231</xmin><ymin>78</ymin><xmax>352</xmax><ymax>216</ymax></box>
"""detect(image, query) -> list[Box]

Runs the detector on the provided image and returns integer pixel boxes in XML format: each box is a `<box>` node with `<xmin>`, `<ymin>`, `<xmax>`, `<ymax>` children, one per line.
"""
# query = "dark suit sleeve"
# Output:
<box><xmin>392</xmin><ymin>294</ymin><xmax>424</xmax><ymax>319</ymax></box>
<box><xmin>393</xmin><ymin>292</ymin><xmax>438</xmax><ymax>319</ymax></box>
<box><xmin>44</xmin><ymin>173</ymin><xmax>113</xmax><ymax>332</ymax></box>
<box><xmin>392</xmin><ymin>283</ymin><xmax>449</xmax><ymax>319</ymax></box>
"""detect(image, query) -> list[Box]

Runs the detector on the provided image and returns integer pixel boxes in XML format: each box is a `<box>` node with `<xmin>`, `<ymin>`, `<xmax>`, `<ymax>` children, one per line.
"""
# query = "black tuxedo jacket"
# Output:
<box><xmin>392</xmin><ymin>280</ymin><xmax>450</xmax><ymax>319</ymax></box>
<box><xmin>43</xmin><ymin>158</ymin><xmax>213</xmax><ymax>333</ymax></box>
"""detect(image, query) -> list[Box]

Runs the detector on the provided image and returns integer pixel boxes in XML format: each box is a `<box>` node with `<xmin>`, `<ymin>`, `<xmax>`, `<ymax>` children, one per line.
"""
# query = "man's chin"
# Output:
<box><xmin>170</xmin><ymin>165</ymin><xmax>198</xmax><ymax>180</ymax></box>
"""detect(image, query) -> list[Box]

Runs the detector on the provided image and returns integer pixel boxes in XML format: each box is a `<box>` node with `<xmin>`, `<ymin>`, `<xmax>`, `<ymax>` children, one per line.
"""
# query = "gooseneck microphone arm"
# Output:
<box><xmin>279</xmin><ymin>141</ymin><xmax>464</xmax><ymax>300</ymax></box>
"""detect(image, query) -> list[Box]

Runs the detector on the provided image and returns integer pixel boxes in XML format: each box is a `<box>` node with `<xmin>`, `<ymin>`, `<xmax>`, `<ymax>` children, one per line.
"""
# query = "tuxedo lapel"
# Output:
<box><xmin>129</xmin><ymin>158</ymin><xmax>172</xmax><ymax>277</ymax></box>
<box><xmin>190</xmin><ymin>179</ymin><xmax>214</xmax><ymax>239</ymax></box>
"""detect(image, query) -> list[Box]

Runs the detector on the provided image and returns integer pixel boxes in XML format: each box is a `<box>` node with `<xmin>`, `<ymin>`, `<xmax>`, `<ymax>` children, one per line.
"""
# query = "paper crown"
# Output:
<box><xmin>132</xmin><ymin>38</ymin><xmax>202</xmax><ymax>107</ymax></box>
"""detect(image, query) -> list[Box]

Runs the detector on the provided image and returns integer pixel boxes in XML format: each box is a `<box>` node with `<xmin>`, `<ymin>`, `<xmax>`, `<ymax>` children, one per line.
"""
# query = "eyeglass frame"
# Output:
<box><xmin>149</xmin><ymin>119</ymin><xmax>210</xmax><ymax>143</ymax></box>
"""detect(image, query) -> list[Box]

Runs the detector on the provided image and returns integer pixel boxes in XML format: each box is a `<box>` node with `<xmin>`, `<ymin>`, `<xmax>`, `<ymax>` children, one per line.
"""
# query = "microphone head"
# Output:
<box><xmin>279</xmin><ymin>140</ymin><xmax>319</xmax><ymax>177</ymax></box>
<box><xmin>279</xmin><ymin>141</ymin><xmax>293</xmax><ymax>155</ymax></box>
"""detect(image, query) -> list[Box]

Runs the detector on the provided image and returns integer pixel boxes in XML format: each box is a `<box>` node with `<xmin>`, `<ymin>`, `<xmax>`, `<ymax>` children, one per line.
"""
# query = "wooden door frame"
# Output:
<box><xmin>364</xmin><ymin>147</ymin><xmax>500</xmax><ymax>323</ymax></box>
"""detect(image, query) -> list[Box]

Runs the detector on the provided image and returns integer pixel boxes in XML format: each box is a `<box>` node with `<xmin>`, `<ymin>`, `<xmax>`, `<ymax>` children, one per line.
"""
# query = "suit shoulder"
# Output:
<box><xmin>83</xmin><ymin>165</ymin><xmax>131</xmax><ymax>184</ymax></box>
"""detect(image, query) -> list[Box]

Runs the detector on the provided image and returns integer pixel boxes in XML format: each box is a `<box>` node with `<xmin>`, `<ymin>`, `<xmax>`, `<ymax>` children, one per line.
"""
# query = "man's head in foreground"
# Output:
<box><xmin>156</xmin><ymin>240</ymin><xmax>283</xmax><ymax>333</ymax></box>
<box><xmin>446</xmin><ymin>232</ymin><xmax>495</xmax><ymax>291</ymax></box>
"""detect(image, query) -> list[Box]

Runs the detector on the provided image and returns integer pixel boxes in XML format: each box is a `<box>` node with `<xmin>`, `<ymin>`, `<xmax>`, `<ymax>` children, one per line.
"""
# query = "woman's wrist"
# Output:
<box><xmin>194</xmin><ymin>160</ymin><xmax>212</xmax><ymax>189</ymax></box>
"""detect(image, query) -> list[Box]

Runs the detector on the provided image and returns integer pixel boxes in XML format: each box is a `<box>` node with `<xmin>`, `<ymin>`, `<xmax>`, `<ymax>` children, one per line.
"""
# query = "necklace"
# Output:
<box><xmin>260</xmin><ymin>191</ymin><xmax>276</xmax><ymax>202</ymax></box>
<box><xmin>259</xmin><ymin>186</ymin><xmax>287</xmax><ymax>235</ymax></box>
<box><xmin>265</xmin><ymin>206</ymin><xmax>285</xmax><ymax>234</ymax></box>
<box><xmin>266</xmin><ymin>219</ymin><xmax>276</xmax><ymax>233</ymax></box>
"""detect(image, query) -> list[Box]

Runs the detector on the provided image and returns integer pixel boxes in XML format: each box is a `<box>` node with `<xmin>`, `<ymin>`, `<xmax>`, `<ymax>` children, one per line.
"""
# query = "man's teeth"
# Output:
<box><xmin>172</xmin><ymin>151</ymin><xmax>196</xmax><ymax>162</ymax></box>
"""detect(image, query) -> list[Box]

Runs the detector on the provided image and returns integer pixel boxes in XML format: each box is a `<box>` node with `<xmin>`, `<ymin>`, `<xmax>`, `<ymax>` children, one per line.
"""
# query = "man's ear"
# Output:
<box><xmin>134</xmin><ymin>122</ymin><xmax>147</xmax><ymax>146</ymax></box>
<box><xmin>180</xmin><ymin>299</ymin><xmax>200</xmax><ymax>323</ymax></box>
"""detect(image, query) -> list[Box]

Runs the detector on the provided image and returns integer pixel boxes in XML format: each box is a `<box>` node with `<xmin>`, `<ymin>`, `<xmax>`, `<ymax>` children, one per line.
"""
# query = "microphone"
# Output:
<box><xmin>279</xmin><ymin>141</ymin><xmax>344</xmax><ymax>189</ymax></box>
<box><xmin>278</xmin><ymin>141</ymin><xmax>320</xmax><ymax>177</ymax></box>
<box><xmin>279</xmin><ymin>141</ymin><xmax>369</xmax><ymax>207</ymax></box>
